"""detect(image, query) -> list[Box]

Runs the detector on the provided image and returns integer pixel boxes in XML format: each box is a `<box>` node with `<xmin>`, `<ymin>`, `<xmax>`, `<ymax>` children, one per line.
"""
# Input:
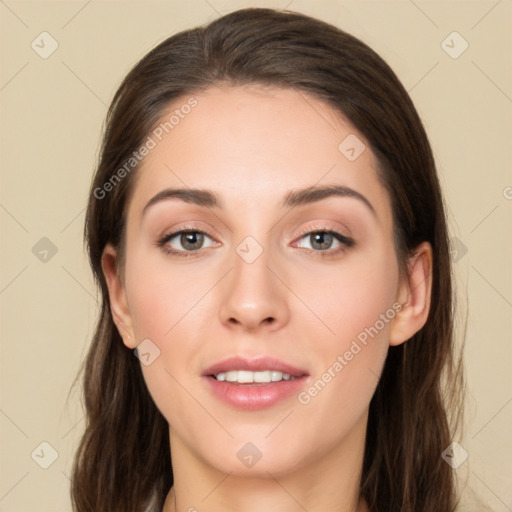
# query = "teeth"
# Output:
<box><xmin>271</xmin><ymin>371</ymin><xmax>283</xmax><ymax>382</ymax></box>
<box><xmin>214</xmin><ymin>370</ymin><xmax>295</xmax><ymax>383</ymax></box>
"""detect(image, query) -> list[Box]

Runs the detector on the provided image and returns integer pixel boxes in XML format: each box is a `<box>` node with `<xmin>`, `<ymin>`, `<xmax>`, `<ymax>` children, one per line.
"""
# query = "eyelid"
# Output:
<box><xmin>157</xmin><ymin>221</ymin><xmax>218</xmax><ymax>242</ymax></box>
<box><xmin>292</xmin><ymin>222</ymin><xmax>353</xmax><ymax>243</ymax></box>
<box><xmin>159</xmin><ymin>225</ymin><xmax>212</xmax><ymax>241</ymax></box>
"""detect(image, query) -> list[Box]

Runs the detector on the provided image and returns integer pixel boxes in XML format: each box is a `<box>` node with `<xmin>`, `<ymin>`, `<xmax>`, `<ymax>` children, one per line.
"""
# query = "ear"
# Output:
<box><xmin>389</xmin><ymin>241</ymin><xmax>433</xmax><ymax>346</ymax></box>
<box><xmin>101</xmin><ymin>243</ymin><xmax>137</xmax><ymax>349</ymax></box>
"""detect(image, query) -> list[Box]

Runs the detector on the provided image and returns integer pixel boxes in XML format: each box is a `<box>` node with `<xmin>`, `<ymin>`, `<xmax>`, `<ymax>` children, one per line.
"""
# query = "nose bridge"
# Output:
<box><xmin>218</xmin><ymin>236</ymin><xmax>289</xmax><ymax>331</ymax></box>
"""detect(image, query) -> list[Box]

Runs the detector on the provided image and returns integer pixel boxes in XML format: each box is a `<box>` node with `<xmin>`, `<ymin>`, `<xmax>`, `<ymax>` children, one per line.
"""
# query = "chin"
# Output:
<box><xmin>197</xmin><ymin>436</ymin><xmax>309</xmax><ymax>478</ymax></box>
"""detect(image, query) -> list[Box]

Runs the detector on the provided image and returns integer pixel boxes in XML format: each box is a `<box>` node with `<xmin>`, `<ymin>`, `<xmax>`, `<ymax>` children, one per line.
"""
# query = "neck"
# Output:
<box><xmin>163</xmin><ymin>413</ymin><xmax>369</xmax><ymax>512</ymax></box>
<box><xmin>164</xmin><ymin>487</ymin><xmax>369</xmax><ymax>512</ymax></box>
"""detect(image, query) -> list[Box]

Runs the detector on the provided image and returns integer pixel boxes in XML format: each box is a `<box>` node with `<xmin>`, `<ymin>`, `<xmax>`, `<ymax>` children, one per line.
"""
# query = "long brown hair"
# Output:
<box><xmin>70</xmin><ymin>8</ymin><xmax>465</xmax><ymax>511</ymax></box>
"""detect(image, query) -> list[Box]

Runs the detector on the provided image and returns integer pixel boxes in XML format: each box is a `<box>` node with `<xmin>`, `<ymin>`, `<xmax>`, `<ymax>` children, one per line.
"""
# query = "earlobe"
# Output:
<box><xmin>389</xmin><ymin>241</ymin><xmax>433</xmax><ymax>347</ymax></box>
<box><xmin>101</xmin><ymin>244</ymin><xmax>137</xmax><ymax>349</ymax></box>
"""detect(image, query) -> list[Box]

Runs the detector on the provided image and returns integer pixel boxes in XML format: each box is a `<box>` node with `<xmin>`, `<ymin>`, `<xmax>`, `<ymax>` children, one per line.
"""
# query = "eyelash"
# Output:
<box><xmin>156</xmin><ymin>225</ymin><xmax>355</xmax><ymax>259</ymax></box>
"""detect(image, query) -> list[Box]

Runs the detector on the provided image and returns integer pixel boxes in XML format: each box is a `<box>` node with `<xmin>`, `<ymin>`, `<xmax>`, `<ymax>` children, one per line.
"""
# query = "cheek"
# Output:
<box><xmin>296</xmin><ymin>242</ymin><xmax>398</xmax><ymax>416</ymax></box>
<box><xmin>123</xmin><ymin>249</ymin><xmax>213</xmax><ymax>424</ymax></box>
<box><xmin>301</xmin><ymin>239</ymin><xmax>399</xmax><ymax>352</ymax></box>
<box><xmin>125</xmin><ymin>246</ymin><xmax>208</xmax><ymax>341</ymax></box>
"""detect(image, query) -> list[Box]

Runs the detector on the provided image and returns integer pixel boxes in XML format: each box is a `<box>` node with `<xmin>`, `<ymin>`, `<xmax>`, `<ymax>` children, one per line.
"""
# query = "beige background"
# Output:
<box><xmin>0</xmin><ymin>1</ymin><xmax>511</xmax><ymax>510</ymax></box>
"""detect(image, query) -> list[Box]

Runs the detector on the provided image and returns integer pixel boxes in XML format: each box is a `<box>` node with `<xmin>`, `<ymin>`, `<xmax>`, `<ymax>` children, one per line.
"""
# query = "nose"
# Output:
<box><xmin>218</xmin><ymin>245</ymin><xmax>290</xmax><ymax>333</ymax></box>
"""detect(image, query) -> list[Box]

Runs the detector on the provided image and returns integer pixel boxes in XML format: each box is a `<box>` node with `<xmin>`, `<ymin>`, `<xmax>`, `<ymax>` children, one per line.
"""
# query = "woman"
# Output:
<box><xmin>70</xmin><ymin>8</ymin><xmax>466</xmax><ymax>512</ymax></box>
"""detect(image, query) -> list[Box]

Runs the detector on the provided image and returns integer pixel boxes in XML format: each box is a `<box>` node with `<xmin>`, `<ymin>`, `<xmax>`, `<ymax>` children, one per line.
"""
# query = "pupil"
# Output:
<box><xmin>312</xmin><ymin>232</ymin><xmax>332</xmax><ymax>250</ymax></box>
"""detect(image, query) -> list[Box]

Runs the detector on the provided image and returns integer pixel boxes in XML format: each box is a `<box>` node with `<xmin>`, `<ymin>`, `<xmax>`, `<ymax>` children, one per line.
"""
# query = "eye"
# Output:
<box><xmin>295</xmin><ymin>229</ymin><xmax>354</xmax><ymax>254</ymax></box>
<box><xmin>158</xmin><ymin>229</ymin><xmax>217</xmax><ymax>255</ymax></box>
<box><xmin>157</xmin><ymin>227</ymin><xmax>354</xmax><ymax>257</ymax></box>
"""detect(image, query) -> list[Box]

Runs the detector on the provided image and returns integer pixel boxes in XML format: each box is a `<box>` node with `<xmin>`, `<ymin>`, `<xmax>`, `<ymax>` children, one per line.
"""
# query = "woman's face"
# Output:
<box><xmin>108</xmin><ymin>85</ymin><xmax>405</xmax><ymax>476</ymax></box>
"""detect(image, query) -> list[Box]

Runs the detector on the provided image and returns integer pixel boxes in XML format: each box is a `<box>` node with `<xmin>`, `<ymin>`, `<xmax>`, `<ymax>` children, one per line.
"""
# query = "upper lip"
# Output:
<box><xmin>203</xmin><ymin>356</ymin><xmax>309</xmax><ymax>377</ymax></box>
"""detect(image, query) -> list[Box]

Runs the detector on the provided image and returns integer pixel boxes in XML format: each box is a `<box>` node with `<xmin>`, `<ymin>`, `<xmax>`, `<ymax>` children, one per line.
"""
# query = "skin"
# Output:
<box><xmin>102</xmin><ymin>85</ymin><xmax>433</xmax><ymax>512</ymax></box>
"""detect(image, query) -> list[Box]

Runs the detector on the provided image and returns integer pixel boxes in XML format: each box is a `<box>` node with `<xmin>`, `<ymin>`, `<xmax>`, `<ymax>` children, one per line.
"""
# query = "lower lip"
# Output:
<box><xmin>204</xmin><ymin>375</ymin><xmax>307</xmax><ymax>410</ymax></box>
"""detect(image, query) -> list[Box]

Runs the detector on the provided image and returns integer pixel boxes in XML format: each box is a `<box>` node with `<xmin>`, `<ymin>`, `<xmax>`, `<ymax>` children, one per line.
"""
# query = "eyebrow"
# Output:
<box><xmin>142</xmin><ymin>184</ymin><xmax>376</xmax><ymax>218</ymax></box>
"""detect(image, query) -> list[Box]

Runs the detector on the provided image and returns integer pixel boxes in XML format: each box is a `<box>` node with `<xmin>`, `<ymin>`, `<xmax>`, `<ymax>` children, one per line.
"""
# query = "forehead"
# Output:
<box><xmin>127</xmin><ymin>85</ymin><xmax>392</xmax><ymax>226</ymax></box>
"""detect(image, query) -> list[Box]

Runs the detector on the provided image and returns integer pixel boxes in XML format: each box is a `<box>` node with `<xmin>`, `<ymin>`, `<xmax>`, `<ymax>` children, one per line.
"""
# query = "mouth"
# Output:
<box><xmin>202</xmin><ymin>356</ymin><xmax>309</xmax><ymax>410</ymax></box>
